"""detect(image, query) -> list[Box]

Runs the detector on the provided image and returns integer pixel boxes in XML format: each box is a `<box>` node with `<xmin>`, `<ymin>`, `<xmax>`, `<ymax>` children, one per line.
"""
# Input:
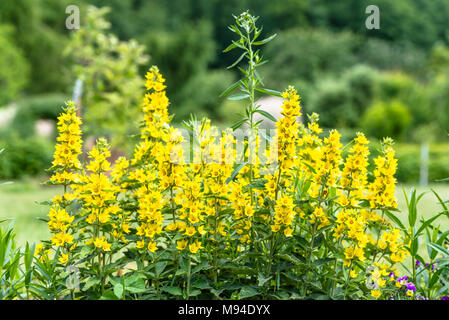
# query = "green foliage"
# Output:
<box><xmin>65</xmin><ymin>5</ymin><xmax>149</xmax><ymax>150</ymax></box>
<box><xmin>0</xmin><ymin>25</ymin><xmax>29</xmax><ymax>106</ymax></box>
<box><xmin>11</xmin><ymin>93</ymin><xmax>67</xmax><ymax>138</ymax></box>
<box><xmin>388</xmin><ymin>188</ymin><xmax>449</xmax><ymax>299</ymax></box>
<box><xmin>262</xmin><ymin>29</ymin><xmax>360</xmax><ymax>88</ymax></box>
<box><xmin>175</xmin><ymin>70</ymin><xmax>236</xmax><ymax>121</ymax></box>
<box><xmin>361</xmin><ymin>100</ymin><xmax>411</xmax><ymax>141</ymax></box>
<box><xmin>306</xmin><ymin>65</ymin><xmax>378</xmax><ymax>129</ymax></box>
<box><xmin>0</xmin><ymin>0</ymin><xmax>73</xmax><ymax>93</ymax></box>
<box><xmin>308</xmin><ymin>78</ymin><xmax>354</xmax><ymax>128</ymax></box>
<box><xmin>0</xmin><ymin>133</ymin><xmax>53</xmax><ymax>179</ymax></box>
<box><xmin>0</xmin><ymin>222</ymin><xmax>22</xmax><ymax>299</ymax></box>
<box><xmin>388</xmin><ymin>144</ymin><xmax>449</xmax><ymax>184</ymax></box>
<box><xmin>138</xmin><ymin>20</ymin><xmax>219</xmax><ymax>121</ymax></box>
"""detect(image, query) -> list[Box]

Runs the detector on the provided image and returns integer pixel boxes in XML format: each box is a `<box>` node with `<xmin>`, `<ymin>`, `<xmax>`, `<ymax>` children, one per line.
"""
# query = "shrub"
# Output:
<box><xmin>308</xmin><ymin>78</ymin><xmax>355</xmax><ymax>128</ymax></box>
<box><xmin>361</xmin><ymin>100</ymin><xmax>412</xmax><ymax>141</ymax></box>
<box><xmin>66</xmin><ymin>6</ymin><xmax>149</xmax><ymax>150</ymax></box>
<box><xmin>0</xmin><ymin>25</ymin><xmax>29</xmax><ymax>106</ymax></box>
<box><xmin>262</xmin><ymin>28</ymin><xmax>360</xmax><ymax>89</ymax></box>
<box><xmin>10</xmin><ymin>93</ymin><xmax>68</xmax><ymax>138</ymax></box>
<box><xmin>0</xmin><ymin>133</ymin><xmax>53</xmax><ymax>179</ymax></box>
<box><xmin>174</xmin><ymin>70</ymin><xmax>236</xmax><ymax>121</ymax></box>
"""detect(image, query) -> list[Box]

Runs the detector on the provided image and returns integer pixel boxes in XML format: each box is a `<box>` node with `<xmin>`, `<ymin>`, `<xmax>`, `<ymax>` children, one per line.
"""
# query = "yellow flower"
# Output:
<box><xmin>184</xmin><ymin>226</ymin><xmax>196</xmax><ymax>237</ymax></box>
<box><xmin>284</xmin><ymin>227</ymin><xmax>293</xmax><ymax>237</ymax></box>
<box><xmin>189</xmin><ymin>241</ymin><xmax>203</xmax><ymax>254</ymax></box>
<box><xmin>148</xmin><ymin>241</ymin><xmax>158</xmax><ymax>253</ymax></box>
<box><xmin>35</xmin><ymin>243</ymin><xmax>43</xmax><ymax>256</ymax></box>
<box><xmin>176</xmin><ymin>239</ymin><xmax>188</xmax><ymax>251</ymax></box>
<box><xmin>371</xmin><ymin>290</ymin><xmax>381</xmax><ymax>299</ymax></box>
<box><xmin>59</xmin><ymin>253</ymin><xmax>69</xmax><ymax>264</ymax></box>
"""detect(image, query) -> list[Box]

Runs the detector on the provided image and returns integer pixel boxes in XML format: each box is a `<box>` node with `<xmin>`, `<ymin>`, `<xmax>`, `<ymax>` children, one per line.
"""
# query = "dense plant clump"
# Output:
<box><xmin>32</xmin><ymin>64</ymin><xmax>413</xmax><ymax>300</ymax></box>
<box><xmin>3</xmin><ymin>11</ymin><xmax>449</xmax><ymax>301</ymax></box>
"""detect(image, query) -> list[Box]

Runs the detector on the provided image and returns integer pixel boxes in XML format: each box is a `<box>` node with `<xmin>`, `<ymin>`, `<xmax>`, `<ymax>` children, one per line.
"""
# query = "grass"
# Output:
<box><xmin>0</xmin><ymin>178</ymin><xmax>61</xmax><ymax>246</ymax></box>
<box><xmin>1</xmin><ymin>178</ymin><xmax>449</xmax><ymax>249</ymax></box>
<box><xmin>396</xmin><ymin>184</ymin><xmax>449</xmax><ymax>229</ymax></box>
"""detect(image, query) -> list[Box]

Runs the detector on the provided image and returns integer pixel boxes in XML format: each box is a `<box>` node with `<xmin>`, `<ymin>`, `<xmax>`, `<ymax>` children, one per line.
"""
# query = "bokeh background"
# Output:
<box><xmin>1</xmin><ymin>0</ymin><xmax>449</xmax><ymax>245</ymax></box>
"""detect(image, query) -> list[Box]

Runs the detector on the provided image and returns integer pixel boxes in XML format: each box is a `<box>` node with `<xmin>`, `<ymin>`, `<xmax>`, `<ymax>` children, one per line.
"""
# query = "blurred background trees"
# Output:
<box><xmin>1</xmin><ymin>0</ymin><xmax>449</xmax><ymax>182</ymax></box>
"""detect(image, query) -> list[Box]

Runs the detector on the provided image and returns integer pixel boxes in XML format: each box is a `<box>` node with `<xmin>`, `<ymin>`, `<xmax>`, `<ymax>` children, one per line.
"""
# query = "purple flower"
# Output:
<box><xmin>442</xmin><ymin>296</ymin><xmax>449</xmax><ymax>300</ymax></box>
<box><xmin>406</xmin><ymin>282</ymin><xmax>416</xmax><ymax>292</ymax></box>
<box><xmin>416</xmin><ymin>261</ymin><xmax>421</xmax><ymax>266</ymax></box>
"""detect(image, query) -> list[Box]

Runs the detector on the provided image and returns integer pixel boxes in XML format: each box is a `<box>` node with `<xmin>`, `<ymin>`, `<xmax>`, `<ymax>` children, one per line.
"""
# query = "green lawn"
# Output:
<box><xmin>0</xmin><ymin>179</ymin><xmax>61</xmax><ymax>246</ymax></box>
<box><xmin>1</xmin><ymin>179</ymin><xmax>449</xmax><ymax>249</ymax></box>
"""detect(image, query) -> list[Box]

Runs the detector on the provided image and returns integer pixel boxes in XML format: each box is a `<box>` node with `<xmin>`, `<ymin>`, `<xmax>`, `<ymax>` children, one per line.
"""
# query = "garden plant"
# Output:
<box><xmin>2</xmin><ymin>11</ymin><xmax>449</xmax><ymax>301</ymax></box>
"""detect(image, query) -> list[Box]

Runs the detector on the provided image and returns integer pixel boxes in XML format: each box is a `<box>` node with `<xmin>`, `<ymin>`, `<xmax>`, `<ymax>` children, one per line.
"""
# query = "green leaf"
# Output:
<box><xmin>220</xmin><ymin>80</ymin><xmax>242</xmax><ymax>97</ymax></box>
<box><xmin>126</xmin><ymin>280</ymin><xmax>147</xmax><ymax>293</ymax></box>
<box><xmin>410</xmin><ymin>237</ymin><xmax>419</xmax><ymax>256</ymax></box>
<box><xmin>227</xmin><ymin>52</ymin><xmax>246</xmax><ymax>69</ymax></box>
<box><xmin>313</xmin><ymin>258</ymin><xmax>335</xmax><ymax>267</ymax></box>
<box><xmin>231</xmin><ymin>118</ymin><xmax>247</xmax><ymax>130</ymax></box>
<box><xmin>192</xmin><ymin>279</ymin><xmax>211</xmax><ymax>290</ymax></box>
<box><xmin>239</xmin><ymin>286</ymin><xmax>259</xmax><ymax>299</ymax></box>
<box><xmin>253</xmin><ymin>33</ymin><xmax>277</xmax><ymax>45</ymax></box>
<box><xmin>210</xmin><ymin>288</ymin><xmax>225</xmax><ymax>298</ymax></box>
<box><xmin>408</xmin><ymin>189</ymin><xmax>418</xmax><ymax>227</ymax></box>
<box><xmin>100</xmin><ymin>290</ymin><xmax>119</xmax><ymax>300</ymax></box>
<box><xmin>276</xmin><ymin>253</ymin><xmax>304</xmax><ymax>265</ymax></box>
<box><xmin>113</xmin><ymin>283</ymin><xmax>124</xmax><ymax>299</ymax></box>
<box><xmin>161</xmin><ymin>286</ymin><xmax>183</xmax><ymax>296</ymax></box>
<box><xmin>83</xmin><ymin>277</ymin><xmax>100</xmax><ymax>291</ymax></box>
<box><xmin>228</xmin><ymin>93</ymin><xmax>250</xmax><ymax>101</ymax></box>
<box><xmin>255</xmin><ymin>87</ymin><xmax>282</xmax><ymax>97</ymax></box>
<box><xmin>226</xmin><ymin>162</ymin><xmax>248</xmax><ymax>184</ymax></box>
<box><xmin>429</xmin><ymin>243</ymin><xmax>449</xmax><ymax>256</ymax></box>
<box><xmin>416</xmin><ymin>211</ymin><xmax>445</xmax><ymax>236</ymax></box>
<box><xmin>189</xmin><ymin>289</ymin><xmax>201</xmax><ymax>297</ymax></box>
<box><xmin>155</xmin><ymin>262</ymin><xmax>167</xmax><ymax>277</ymax></box>
<box><xmin>257</xmin><ymin>273</ymin><xmax>272</xmax><ymax>286</ymax></box>
<box><xmin>384</xmin><ymin>210</ymin><xmax>408</xmax><ymax>236</ymax></box>
<box><xmin>192</xmin><ymin>261</ymin><xmax>212</xmax><ymax>275</ymax></box>
<box><xmin>254</xmin><ymin>109</ymin><xmax>276</xmax><ymax>122</ymax></box>
<box><xmin>222</xmin><ymin>42</ymin><xmax>238</xmax><ymax>53</ymax></box>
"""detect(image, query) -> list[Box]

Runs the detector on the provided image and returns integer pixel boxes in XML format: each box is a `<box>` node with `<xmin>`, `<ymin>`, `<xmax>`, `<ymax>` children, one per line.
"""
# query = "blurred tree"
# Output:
<box><xmin>308</xmin><ymin>78</ymin><xmax>354</xmax><ymax>128</ymax></box>
<box><xmin>0</xmin><ymin>0</ymin><xmax>76</xmax><ymax>93</ymax></box>
<box><xmin>65</xmin><ymin>5</ymin><xmax>149</xmax><ymax>150</ymax></box>
<box><xmin>0</xmin><ymin>25</ymin><xmax>29</xmax><ymax>106</ymax></box>
<box><xmin>361</xmin><ymin>100</ymin><xmax>411</xmax><ymax>140</ymax></box>
<box><xmin>262</xmin><ymin>28</ymin><xmax>361</xmax><ymax>88</ymax></box>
